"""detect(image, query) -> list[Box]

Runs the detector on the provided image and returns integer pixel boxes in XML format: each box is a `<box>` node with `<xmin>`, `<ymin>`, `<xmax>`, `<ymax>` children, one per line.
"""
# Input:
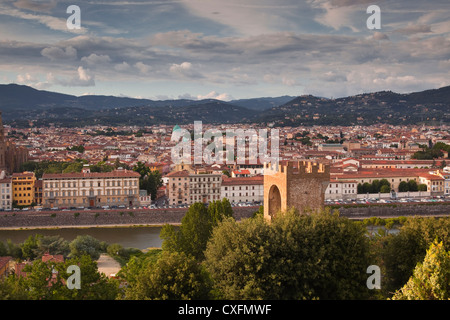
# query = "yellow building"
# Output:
<box><xmin>12</xmin><ymin>172</ymin><xmax>36</xmax><ymax>206</ymax></box>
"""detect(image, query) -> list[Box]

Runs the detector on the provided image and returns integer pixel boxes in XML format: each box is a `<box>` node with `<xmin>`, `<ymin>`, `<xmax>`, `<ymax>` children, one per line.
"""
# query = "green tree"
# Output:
<box><xmin>398</xmin><ymin>181</ymin><xmax>409</xmax><ymax>192</ymax></box>
<box><xmin>380</xmin><ymin>185</ymin><xmax>391</xmax><ymax>193</ymax></box>
<box><xmin>391</xmin><ymin>241</ymin><xmax>450</xmax><ymax>300</ymax></box>
<box><xmin>207</xmin><ymin>198</ymin><xmax>233</xmax><ymax>226</ymax></box>
<box><xmin>372</xmin><ymin>179</ymin><xmax>381</xmax><ymax>193</ymax></box>
<box><xmin>160</xmin><ymin>203</ymin><xmax>212</xmax><ymax>261</ymax></box>
<box><xmin>381</xmin><ymin>217</ymin><xmax>450</xmax><ymax>294</ymax></box>
<box><xmin>0</xmin><ymin>254</ymin><xmax>119</xmax><ymax>300</ymax></box>
<box><xmin>69</xmin><ymin>235</ymin><xmax>103</xmax><ymax>260</ymax></box>
<box><xmin>204</xmin><ymin>208</ymin><xmax>371</xmax><ymax>300</ymax></box>
<box><xmin>122</xmin><ymin>251</ymin><xmax>212</xmax><ymax>300</ymax></box>
<box><xmin>21</xmin><ymin>234</ymin><xmax>42</xmax><ymax>260</ymax></box>
<box><xmin>407</xmin><ymin>180</ymin><xmax>418</xmax><ymax>192</ymax></box>
<box><xmin>62</xmin><ymin>162</ymin><xmax>83</xmax><ymax>173</ymax></box>
<box><xmin>53</xmin><ymin>255</ymin><xmax>120</xmax><ymax>300</ymax></box>
<box><xmin>33</xmin><ymin>235</ymin><xmax>70</xmax><ymax>258</ymax></box>
<box><xmin>362</xmin><ymin>182</ymin><xmax>373</xmax><ymax>193</ymax></box>
<box><xmin>418</xmin><ymin>184</ymin><xmax>427</xmax><ymax>191</ymax></box>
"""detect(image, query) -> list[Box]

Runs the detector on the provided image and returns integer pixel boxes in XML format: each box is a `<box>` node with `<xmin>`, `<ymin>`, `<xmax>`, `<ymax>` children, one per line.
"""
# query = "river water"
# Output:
<box><xmin>0</xmin><ymin>225</ymin><xmax>399</xmax><ymax>251</ymax></box>
<box><xmin>0</xmin><ymin>226</ymin><xmax>164</xmax><ymax>250</ymax></box>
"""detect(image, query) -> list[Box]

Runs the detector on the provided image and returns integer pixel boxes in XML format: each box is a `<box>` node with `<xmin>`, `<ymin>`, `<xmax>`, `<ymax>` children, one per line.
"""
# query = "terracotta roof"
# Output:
<box><xmin>222</xmin><ymin>176</ymin><xmax>263</xmax><ymax>186</ymax></box>
<box><xmin>0</xmin><ymin>256</ymin><xmax>12</xmax><ymax>271</ymax></box>
<box><xmin>42</xmin><ymin>253</ymin><xmax>64</xmax><ymax>263</ymax></box>
<box><xmin>165</xmin><ymin>170</ymin><xmax>191</xmax><ymax>178</ymax></box>
<box><xmin>42</xmin><ymin>169</ymin><xmax>140</xmax><ymax>179</ymax></box>
<box><xmin>233</xmin><ymin>169</ymin><xmax>250</xmax><ymax>174</ymax></box>
<box><xmin>332</xmin><ymin>168</ymin><xmax>433</xmax><ymax>179</ymax></box>
<box><xmin>12</xmin><ymin>172</ymin><xmax>34</xmax><ymax>177</ymax></box>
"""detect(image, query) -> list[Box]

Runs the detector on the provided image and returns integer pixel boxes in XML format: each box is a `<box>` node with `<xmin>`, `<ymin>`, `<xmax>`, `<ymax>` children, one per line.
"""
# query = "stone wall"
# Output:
<box><xmin>0</xmin><ymin>206</ymin><xmax>258</xmax><ymax>230</ymax></box>
<box><xmin>336</xmin><ymin>203</ymin><xmax>450</xmax><ymax>219</ymax></box>
<box><xmin>1</xmin><ymin>204</ymin><xmax>448</xmax><ymax>230</ymax></box>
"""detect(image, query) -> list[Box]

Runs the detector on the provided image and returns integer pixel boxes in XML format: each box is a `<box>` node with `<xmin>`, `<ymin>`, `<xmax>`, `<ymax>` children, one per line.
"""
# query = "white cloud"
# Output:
<box><xmin>81</xmin><ymin>53</ymin><xmax>112</xmax><ymax>66</ymax></box>
<box><xmin>0</xmin><ymin>3</ymin><xmax>87</xmax><ymax>33</ymax></box>
<box><xmin>311</xmin><ymin>0</ymin><xmax>361</xmax><ymax>32</ymax></box>
<box><xmin>134</xmin><ymin>61</ymin><xmax>152</xmax><ymax>74</ymax></box>
<box><xmin>197</xmin><ymin>91</ymin><xmax>234</xmax><ymax>101</ymax></box>
<box><xmin>114</xmin><ymin>61</ymin><xmax>131</xmax><ymax>72</ymax></box>
<box><xmin>169</xmin><ymin>61</ymin><xmax>203</xmax><ymax>78</ymax></box>
<box><xmin>41</xmin><ymin>46</ymin><xmax>77</xmax><ymax>61</ymax></box>
<box><xmin>52</xmin><ymin>66</ymin><xmax>95</xmax><ymax>87</ymax></box>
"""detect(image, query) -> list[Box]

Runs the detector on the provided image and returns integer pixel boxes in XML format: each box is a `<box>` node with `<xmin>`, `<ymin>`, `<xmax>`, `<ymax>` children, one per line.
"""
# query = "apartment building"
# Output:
<box><xmin>325</xmin><ymin>179</ymin><xmax>358</xmax><ymax>200</ymax></box>
<box><xmin>166</xmin><ymin>170</ymin><xmax>222</xmax><ymax>205</ymax></box>
<box><xmin>0</xmin><ymin>177</ymin><xmax>12</xmax><ymax>210</ymax></box>
<box><xmin>42</xmin><ymin>167</ymin><xmax>140</xmax><ymax>208</ymax></box>
<box><xmin>418</xmin><ymin>172</ymin><xmax>445</xmax><ymax>196</ymax></box>
<box><xmin>12</xmin><ymin>172</ymin><xmax>36</xmax><ymax>206</ymax></box>
<box><xmin>221</xmin><ymin>176</ymin><xmax>263</xmax><ymax>203</ymax></box>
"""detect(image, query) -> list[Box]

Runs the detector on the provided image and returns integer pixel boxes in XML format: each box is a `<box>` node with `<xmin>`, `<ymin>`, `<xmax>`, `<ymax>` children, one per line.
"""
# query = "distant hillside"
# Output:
<box><xmin>254</xmin><ymin>87</ymin><xmax>450</xmax><ymax>126</ymax></box>
<box><xmin>0</xmin><ymin>83</ymin><xmax>449</xmax><ymax>127</ymax></box>
<box><xmin>230</xmin><ymin>96</ymin><xmax>295</xmax><ymax>111</ymax></box>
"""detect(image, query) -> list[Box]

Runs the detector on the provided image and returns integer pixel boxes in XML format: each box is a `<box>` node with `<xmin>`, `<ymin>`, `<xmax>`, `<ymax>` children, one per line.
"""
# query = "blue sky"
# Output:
<box><xmin>0</xmin><ymin>0</ymin><xmax>449</xmax><ymax>100</ymax></box>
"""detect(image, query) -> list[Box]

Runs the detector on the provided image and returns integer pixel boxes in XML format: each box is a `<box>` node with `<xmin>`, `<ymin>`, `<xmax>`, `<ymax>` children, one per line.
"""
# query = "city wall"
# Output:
<box><xmin>0</xmin><ymin>206</ymin><xmax>258</xmax><ymax>230</ymax></box>
<box><xmin>0</xmin><ymin>203</ymin><xmax>448</xmax><ymax>230</ymax></box>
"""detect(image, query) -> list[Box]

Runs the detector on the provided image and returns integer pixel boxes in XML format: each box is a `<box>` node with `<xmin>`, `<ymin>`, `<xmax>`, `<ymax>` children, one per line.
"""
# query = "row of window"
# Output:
<box><xmin>44</xmin><ymin>180</ymin><xmax>138</xmax><ymax>188</ymax></box>
<box><xmin>329</xmin><ymin>190</ymin><xmax>356</xmax><ymax>194</ymax></box>
<box><xmin>45</xmin><ymin>189</ymin><xmax>138</xmax><ymax>197</ymax></box>
<box><xmin>44</xmin><ymin>197</ymin><xmax>131</xmax><ymax>205</ymax></box>
<box><xmin>173</xmin><ymin>177</ymin><xmax>220</xmax><ymax>182</ymax></box>
<box><xmin>224</xmin><ymin>192</ymin><xmax>257</xmax><ymax>197</ymax></box>
<box><xmin>13</xmin><ymin>193</ymin><xmax>31</xmax><ymax>197</ymax></box>
<box><xmin>224</xmin><ymin>186</ymin><xmax>259</xmax><ymax>191</ymax></box>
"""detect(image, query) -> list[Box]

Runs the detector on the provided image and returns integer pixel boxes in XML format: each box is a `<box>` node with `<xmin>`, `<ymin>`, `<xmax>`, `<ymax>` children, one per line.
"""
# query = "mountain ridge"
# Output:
<box><xmin>1</xmin><ymin>83</ymin><xmax>449</xmax><ymax>127</ymax></box>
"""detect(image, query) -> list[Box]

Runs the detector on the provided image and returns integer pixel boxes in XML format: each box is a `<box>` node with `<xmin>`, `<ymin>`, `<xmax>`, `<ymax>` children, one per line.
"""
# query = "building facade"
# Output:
<box><xmin>0</xmin><ymin>177</ymin><xmax>12</xmax><ymax>210</ymax></box>
<box><xmin>221</xmin><ymin>176</ymin><xmax>263</xmax><ymax>204</ymax></box>
<box><xmin>166</xmin><ymin>170</ymin><xmax>222</xmax><ymax>205</ymax></box>
<box><xmin>42</xmin><ymin>168</ymin><xmax>140</xmax><ymax>208</ymax></box>
<box><xmin>325</xmin><ymin>179</ymin><xmax>358</xmax><ymax>200</ymax></box>
<box><xmin>12</xmin><ymin>172</ymin><xmax>36</xmax><ymax>207</ymax></box>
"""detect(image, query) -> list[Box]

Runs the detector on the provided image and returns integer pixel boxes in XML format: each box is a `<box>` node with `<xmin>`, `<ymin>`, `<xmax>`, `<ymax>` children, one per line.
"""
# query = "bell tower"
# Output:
<box><xmin>0</xmin><ymin>111</ymin><xmax>7</xmax><ymax>172</ymax></box>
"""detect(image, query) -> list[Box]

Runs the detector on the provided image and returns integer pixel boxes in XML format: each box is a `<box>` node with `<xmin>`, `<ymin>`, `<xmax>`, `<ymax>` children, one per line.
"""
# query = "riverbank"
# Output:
<box><xmin>0</xmin><ymin>203</ymin><xmax>449</xmax><ymax>231</ymax></box>
<box><xmin>0</xmin><ymin>206</ymin><xmax>258</xmax><ymax>230</ymax></box>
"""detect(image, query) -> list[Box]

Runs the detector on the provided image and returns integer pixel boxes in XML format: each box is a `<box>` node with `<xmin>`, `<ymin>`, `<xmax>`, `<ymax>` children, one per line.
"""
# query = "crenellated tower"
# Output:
<box><xmin>263</xmin><ymin>160</ymin><xmax>330</xmax><ymax>221</ymax></box>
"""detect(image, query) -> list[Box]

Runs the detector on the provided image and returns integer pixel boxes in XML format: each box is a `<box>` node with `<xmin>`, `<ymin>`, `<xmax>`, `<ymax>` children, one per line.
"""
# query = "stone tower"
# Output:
<box><xmin>263</xmin><ymin>160</ymin><xmax>330</xmax><ymax>221</ymax></box>
<box><xmin>0</xmin><ymin>111</ymin><xmax>7</xmax><ymax>173</ymax></box>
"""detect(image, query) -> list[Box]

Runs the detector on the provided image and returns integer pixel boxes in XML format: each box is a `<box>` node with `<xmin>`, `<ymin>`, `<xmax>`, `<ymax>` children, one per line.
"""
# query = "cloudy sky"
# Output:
<box><xmin>0</xmin><ymin>0</ymin><xmax>449</xmax><ymax>100</ymax></box>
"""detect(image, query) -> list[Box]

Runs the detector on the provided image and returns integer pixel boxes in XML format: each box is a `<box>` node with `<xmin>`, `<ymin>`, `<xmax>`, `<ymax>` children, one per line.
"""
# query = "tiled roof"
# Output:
<box><xmin>222</xmin><ymin>176</ymin><xmax>263</xmax><ymax>185</ymax></box>
<box><xmin>42</xmin><ymin>169</ymin><xmax>140</xmax><ymax>179</ymax></box>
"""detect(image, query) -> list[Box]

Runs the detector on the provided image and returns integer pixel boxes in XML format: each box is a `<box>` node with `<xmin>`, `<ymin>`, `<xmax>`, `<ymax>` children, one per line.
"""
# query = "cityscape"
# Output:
<box><xmin>0</xmin><ymin>0</ymin><xmax>449</xmax><ymax>310</ymax></box>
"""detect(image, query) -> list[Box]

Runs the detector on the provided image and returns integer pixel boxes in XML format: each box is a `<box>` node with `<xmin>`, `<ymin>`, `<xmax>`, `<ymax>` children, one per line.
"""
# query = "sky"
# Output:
<box><xmin>0</xmin><ymin>0</ymin><xmax>449</xmax><ymax>101</ymax></box>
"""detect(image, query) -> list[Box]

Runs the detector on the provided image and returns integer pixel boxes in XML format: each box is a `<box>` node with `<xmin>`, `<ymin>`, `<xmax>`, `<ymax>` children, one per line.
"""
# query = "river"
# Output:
<box><xmin>0</xmin><ymin>226</ymin><xmax>165</xmax><ymax>250</ymax></box>
<box><xmin>0</xmin><ymin>224</ymin><xmax>399</xmax><ymax>251</ymax></box>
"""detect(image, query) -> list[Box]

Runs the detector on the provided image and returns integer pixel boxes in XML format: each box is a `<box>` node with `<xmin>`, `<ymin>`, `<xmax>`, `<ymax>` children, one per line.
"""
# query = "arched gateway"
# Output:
<box><xmin>263</xmin><ymin>161</ymin><xmax>330</xmax><ymax>222</ymax></box>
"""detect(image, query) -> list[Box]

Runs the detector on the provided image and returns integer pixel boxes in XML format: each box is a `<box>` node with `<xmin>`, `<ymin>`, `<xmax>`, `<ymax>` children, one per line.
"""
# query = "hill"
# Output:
<box><xmin>0</xmin><ymin>84</ymin><xmax>449</xmax><ymax>127</ymax></box>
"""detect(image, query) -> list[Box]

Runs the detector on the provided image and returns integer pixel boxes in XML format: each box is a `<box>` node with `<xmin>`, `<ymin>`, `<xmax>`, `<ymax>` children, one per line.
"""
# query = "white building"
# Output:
<box><xmin>221</xmin><ymin>176</ymin><xmax>263</xmax><ymax>204</ymax></box>
<box><xmin>0</xmin><ymin>177</ymin><xmax>12</xmax><ymax>210</ymax></box>
<box><xmin>325</xmin><ymin>179</ymin><xmax>358</xmax><ymax>200</ymax></box>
